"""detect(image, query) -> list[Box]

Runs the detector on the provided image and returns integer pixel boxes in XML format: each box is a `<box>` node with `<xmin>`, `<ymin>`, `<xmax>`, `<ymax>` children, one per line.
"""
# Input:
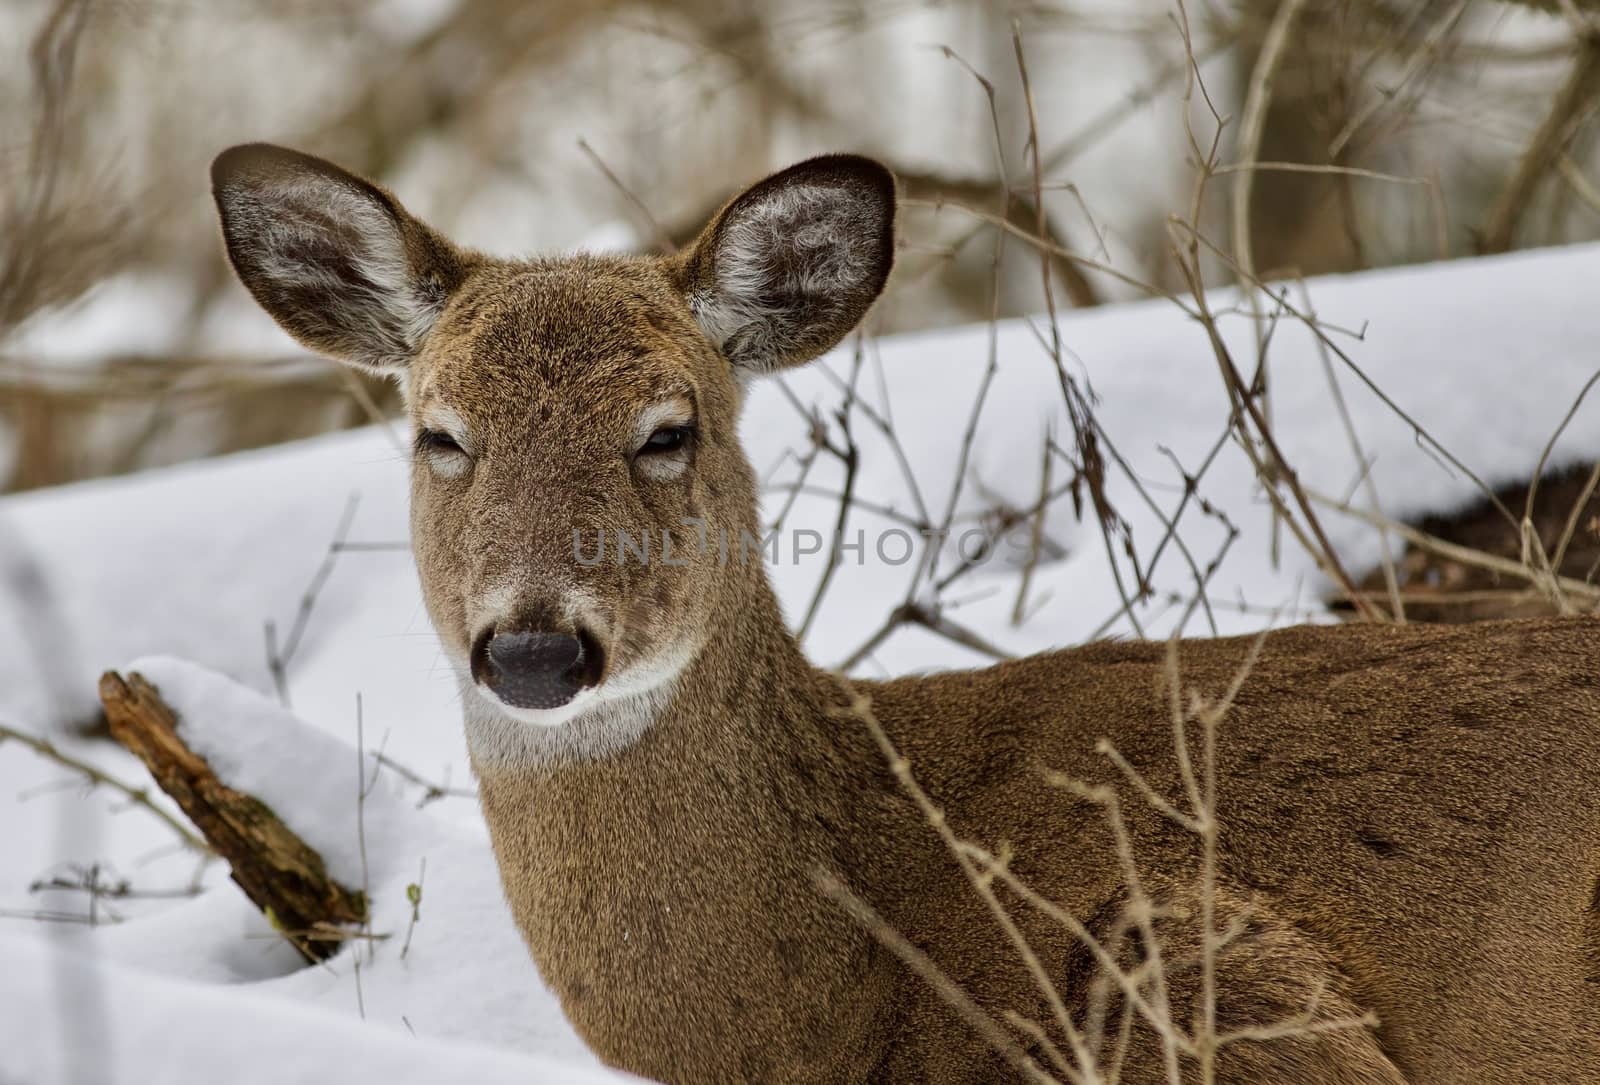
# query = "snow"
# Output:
<box><xmin>130</xmin><ymin>655</ymin><xmax>431</xmax><ymax>891</ymax></box>
<box><xmin>4</xmin><ymin>241</ymin><xmax>1600</xmax><ymax>1082</ymax></box>
<box><xmin>0</xmin><ymin>933</ymin><xmax>630</xmax><ymax>1085</ymax></box>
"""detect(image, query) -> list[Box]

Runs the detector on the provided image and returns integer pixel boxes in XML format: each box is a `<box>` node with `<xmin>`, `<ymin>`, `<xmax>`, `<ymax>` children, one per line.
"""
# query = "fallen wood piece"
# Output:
<box><xmin>99</xmin><ymin>671</ymin><xmax>365</xmax><ymax>962</ymax></box>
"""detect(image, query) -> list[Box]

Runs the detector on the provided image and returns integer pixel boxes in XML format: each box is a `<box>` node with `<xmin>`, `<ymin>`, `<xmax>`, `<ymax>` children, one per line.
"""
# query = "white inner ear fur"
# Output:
<box><xmin>690</xmin><ymin>183</ymin><xmax>870</xmax><ymax>371</ymax></box>
<box><xmin>247</xmin><ymin>176</ymin><xmax>442</xmax><ymax>368</ymax></box>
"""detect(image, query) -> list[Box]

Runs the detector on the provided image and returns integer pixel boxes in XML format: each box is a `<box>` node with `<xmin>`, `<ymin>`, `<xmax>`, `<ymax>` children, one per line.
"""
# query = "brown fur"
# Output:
<box><xmin>214</xmin><ymin>145</ymin><xmax>1600</xmax><ymax>1084</ymax></box>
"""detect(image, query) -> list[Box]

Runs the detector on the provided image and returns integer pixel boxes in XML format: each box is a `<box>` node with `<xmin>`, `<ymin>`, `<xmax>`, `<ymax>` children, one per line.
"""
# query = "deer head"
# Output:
<box><xmin>212</xmin><ymin>144</ymin><xmax>895</xmax><ymax>759</ymax></box>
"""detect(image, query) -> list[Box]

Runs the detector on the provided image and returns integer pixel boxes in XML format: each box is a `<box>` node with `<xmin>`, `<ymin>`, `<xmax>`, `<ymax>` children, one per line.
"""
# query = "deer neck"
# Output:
<box><xmin>467</xmin><ymin>557</ymin><xmax>900</xmax><ymax>947</ymax></box>
<box><xmin>469</xmin><ymin>563</ymin><xmax>923</xmax><ymax>1081</ymax></box>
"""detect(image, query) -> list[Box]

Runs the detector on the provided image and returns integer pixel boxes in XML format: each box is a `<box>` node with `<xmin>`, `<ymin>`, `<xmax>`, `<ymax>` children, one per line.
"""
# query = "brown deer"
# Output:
<box><xmin>211</xmin><ymin>143</ymin><xmax>1600</xmax><ymax>1085</ymax></box>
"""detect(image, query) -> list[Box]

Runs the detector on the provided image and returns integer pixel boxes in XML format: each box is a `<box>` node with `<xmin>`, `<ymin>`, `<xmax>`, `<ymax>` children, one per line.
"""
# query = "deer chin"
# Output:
<box><xmin>460</xmin><ymin>640</ymin><xmax>698</xmax><ymax>767</ymax></box>
<box><xmin>472</xmin><ymin>682</ymin><xmax>599</xmax><ymax>729</ymax></box>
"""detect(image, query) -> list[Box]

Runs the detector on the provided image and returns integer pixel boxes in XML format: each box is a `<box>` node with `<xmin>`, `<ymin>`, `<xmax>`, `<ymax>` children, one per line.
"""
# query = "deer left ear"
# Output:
<box><xmin>675</xmin><ymin>155</ymin><xmax>895</xmax><ymax>375</ymax></box>
<box><xmin>211</xmin><ymin>143</ymin><xmax>468</xmax><ymax>374</ymax></box>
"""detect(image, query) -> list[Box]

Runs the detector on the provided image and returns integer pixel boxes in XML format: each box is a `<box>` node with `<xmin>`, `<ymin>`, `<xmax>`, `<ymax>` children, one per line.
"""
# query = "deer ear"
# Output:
<box><xmin>211</xmin><ymin>143</ymin><xmax>467</xmax><ymax>373</ymax></box>
<box><xmin>676</xmin><ymin>155</ymin><xmax>895</xmax><ymax>375</ymax></box>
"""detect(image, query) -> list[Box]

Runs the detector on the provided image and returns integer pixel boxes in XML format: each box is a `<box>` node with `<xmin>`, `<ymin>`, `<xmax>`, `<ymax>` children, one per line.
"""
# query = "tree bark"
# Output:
<box><xmin>99</xmin><ymin>671</ymin><xmax>365</xmax><ymax>963</ymax></box>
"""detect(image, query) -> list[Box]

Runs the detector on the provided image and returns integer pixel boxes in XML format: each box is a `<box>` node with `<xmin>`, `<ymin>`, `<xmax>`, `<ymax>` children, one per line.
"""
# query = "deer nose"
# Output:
<box><xmin>472</xmin><ymin>628</ymin><xmax>602</xmax><ymax>711</ymax></box>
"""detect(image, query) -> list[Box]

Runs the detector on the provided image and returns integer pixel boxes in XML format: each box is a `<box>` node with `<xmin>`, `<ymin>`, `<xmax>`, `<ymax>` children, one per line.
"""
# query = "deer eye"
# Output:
<box><xmin>415</xmin><ymin>429</ymin><xmax>462</xmax><ymax>455</ymax></box>
<box><xmin>638</xmin><ymin>425</ymin><xmax>693</xmax><ymax>457</ymax></box>
<box><xmin>415</xmin><ymin>428</ymin><xmax>471</xmax><ymax>478</ymax></box>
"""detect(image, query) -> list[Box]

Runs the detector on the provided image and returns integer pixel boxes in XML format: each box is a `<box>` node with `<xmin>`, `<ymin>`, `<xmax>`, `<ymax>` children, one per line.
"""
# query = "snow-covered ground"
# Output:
<box><xmin>4</xmin><ymin>242</ymin><xmax>1600</xmax><ymax>1082</ymax></box>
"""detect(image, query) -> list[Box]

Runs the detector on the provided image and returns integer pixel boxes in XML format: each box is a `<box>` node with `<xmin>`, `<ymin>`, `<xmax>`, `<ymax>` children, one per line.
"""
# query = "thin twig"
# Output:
<box><xmin>1307</xmin><ymin>486</ymin><xmax>1600</xmax><ymax>605</ymax></box>
<box><xmin>814</xmin><ymin>871</ymin><xmax>1062</xmax><ymax>1085</ymax></box>
<box><xmin>0</xmin><ymin>720</ymin><xmax>207</xmax><ymax>851</ymax></box>
<box><xmin>1013</xmin><ymin>434</ymin><xmax>1052</xmax><ymax>626</ymax></box>
<box><xmin>1231</xmin><ymin>0</ymin><xmax>1312</xmax><ymax>302</ymax></box>
<box><xmin>370</xmin><ymin>752</ymin><xmax>476</xmax><ymax>806</ymax></box>
<box><xmin>831</xmin><ymin>684</ymin><xmax>1102</xmax><ymax>1083</ymax></box>
<box><xmin>1480</xmin><ymin>36</ymin><xmax>1600</xmax><ymax>254</ymax></box>
<box><xmin>266</xmin><ymin>495</ymin><xmax>362</xmax><ymax>706</ymax></box>
<box><xmin>1551</xmin><ymin>462</ymin><xmax>1600</xmax><ymax>575</ymax></box>
<box><xmin>1301</xmin><ymin>282</ymin><xmax>1405</xmax><ymax>622</ymax></box>
<box><xmin>1212</xmin><ymin>161</ymin><xmax>1426</xmax><ymax>184</ymax></box>
<box><xmin>401</xmin><ymin>857</ymin><xmax>425</xmax><ymax>960</ymax></box>
<box><xmin>576</xmin><ymin>138</ymin><xmax>676</xmax><ymax>255</ymax></box>
<box><xmin>1328</xmin><ymin>0</ymin><xmax>1470</xmax><ymax>159</ymax></box>
<box><xmin>797</xmin><ymin>348</ymin><xmax>864</xmax><ymax>643</ymax></box>
<box><xmin>354</xmin><ymin>694</ymin><xmax>372</xmax><ymax>1016</ymax></box>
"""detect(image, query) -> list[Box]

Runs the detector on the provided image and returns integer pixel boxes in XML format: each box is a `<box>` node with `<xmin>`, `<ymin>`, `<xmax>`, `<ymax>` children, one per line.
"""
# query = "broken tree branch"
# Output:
<box><xmin>99</xmin><ymin>671</ymin><xmax>365</xmax><ymax>962</ymax></box>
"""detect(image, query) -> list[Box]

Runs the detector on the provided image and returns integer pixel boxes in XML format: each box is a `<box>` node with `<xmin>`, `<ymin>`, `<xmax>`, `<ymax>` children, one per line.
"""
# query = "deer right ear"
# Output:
<box><xmin>676</xmin><ymin>155</ymin><xmax>895</xmax><ymax>376</ymax></box>
<box><xmin>211</xmin><ymin>144</ymin><xmax>467</xmax><ymax>373</ymax></box>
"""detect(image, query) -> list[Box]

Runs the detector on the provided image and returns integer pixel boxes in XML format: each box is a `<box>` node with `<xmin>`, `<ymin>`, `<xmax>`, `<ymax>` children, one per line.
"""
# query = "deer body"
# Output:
<box><xmin>479</xmin><ymin>589</ymin><xmax>1600</xmax><ymax>1084</ymax></box>
<box><xmin>212</xmin><ymin>144</ymin><xmax>1600</xmax><ymax>1083</ymax></box>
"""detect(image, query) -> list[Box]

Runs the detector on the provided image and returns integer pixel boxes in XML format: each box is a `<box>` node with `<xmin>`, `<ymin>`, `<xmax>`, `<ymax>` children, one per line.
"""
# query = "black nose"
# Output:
<box><xmin>472</xmin><ymin>629</ymin><xmax>601</xmax><ymax>711</ymax></box>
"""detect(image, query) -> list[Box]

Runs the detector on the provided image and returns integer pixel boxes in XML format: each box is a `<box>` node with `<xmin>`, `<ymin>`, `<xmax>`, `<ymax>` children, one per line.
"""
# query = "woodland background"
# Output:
<box><xmin>6</xmin><ymin>0</ymin><xmax>1600</xmax><ymax>495</ymax></box>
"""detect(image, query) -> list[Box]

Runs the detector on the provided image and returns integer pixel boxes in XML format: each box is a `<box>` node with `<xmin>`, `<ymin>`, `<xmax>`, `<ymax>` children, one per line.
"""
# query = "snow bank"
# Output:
<box><xmin>126</xmin><ymin>655</ymin><xmax>429</xmax><ymax>890</ymax></box>
<box><xmin>0</xmin><ymin>423</ymin><xmax>415</xmax><ymax>731</ymax></box>
<box><xmin>9</xmin><ymin>657</ymin><xmax>610</xmax><ymax>1082</ymax></box>
<box><xmin>0</xmin><ymin>932</ymin><xmax>633</xmax><ymax>1085</ymax></box>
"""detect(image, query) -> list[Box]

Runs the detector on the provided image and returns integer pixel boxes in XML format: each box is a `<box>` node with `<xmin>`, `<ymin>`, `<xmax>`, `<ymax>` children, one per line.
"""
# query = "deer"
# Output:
<box><xmin>210</xmin><ymin>142</ymin><xmax>1600</xmax><ymax>1084</ymax></box>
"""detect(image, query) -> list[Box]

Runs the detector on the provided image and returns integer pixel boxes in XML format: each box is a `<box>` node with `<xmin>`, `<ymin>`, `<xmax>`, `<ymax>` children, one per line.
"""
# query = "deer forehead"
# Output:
<box><xmin>409</xmin><ymin>262</ymin><xmax>725</xmax><ymax>437</ymax></box>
